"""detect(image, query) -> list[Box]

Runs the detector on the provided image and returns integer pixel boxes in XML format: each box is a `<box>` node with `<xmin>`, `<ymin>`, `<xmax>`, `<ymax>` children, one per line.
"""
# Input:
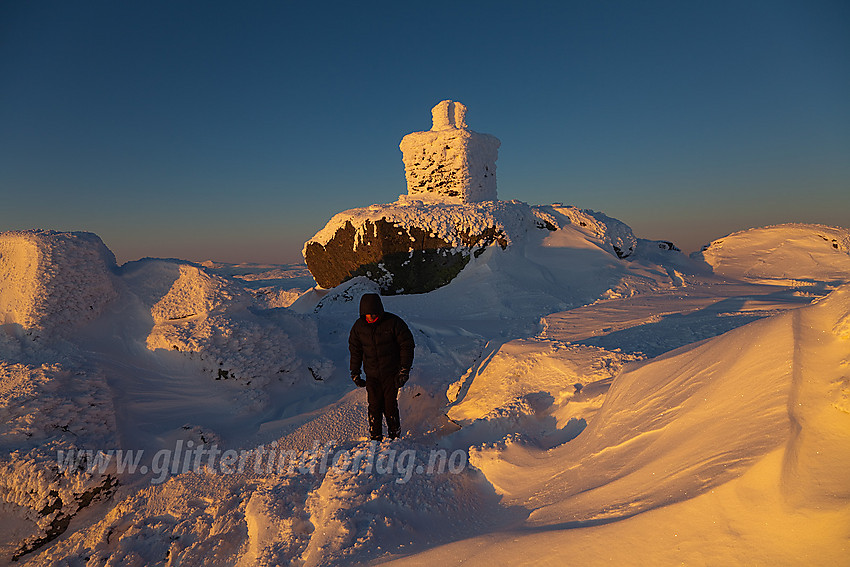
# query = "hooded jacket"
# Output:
<box><xmin>349</xmin><ymin>293</ymin><xmax>414</xmax><ymax>382</ymax></box>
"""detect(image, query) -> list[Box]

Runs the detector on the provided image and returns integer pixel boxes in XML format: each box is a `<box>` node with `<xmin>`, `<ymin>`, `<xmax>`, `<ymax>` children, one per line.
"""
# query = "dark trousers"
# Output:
<box><xmin>366</xmin><ymin>377</ymin><xmax>400</xmax><ymax>440</ymax></box>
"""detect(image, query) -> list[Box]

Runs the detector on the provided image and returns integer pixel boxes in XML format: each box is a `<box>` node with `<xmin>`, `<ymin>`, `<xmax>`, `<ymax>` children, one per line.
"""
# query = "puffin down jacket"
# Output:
<box><xmin>349</xmin><ymin>294</ymin><xmax>414</xmax><ymax>382</ymax></box>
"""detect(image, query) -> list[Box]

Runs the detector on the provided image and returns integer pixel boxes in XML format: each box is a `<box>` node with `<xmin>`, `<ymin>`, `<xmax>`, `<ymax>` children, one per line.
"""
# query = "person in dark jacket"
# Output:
<box><xmin>349</xmin><ymin>293</ymin><xmax>414</xmax><ymax>441</ymax></box>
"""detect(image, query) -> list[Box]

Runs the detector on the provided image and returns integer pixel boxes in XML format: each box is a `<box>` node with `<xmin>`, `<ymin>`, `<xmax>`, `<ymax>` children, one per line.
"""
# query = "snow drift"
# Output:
<box><xmin>2</xmin><ymin>220</ymin><xmax>849</xmax><ymax>565</ymax></box>
<box><xmin>695</xmin><ymin>223</ymin><xmax>850</xmax><ymax>284</ymax></box>
<box><xmin>471</xmin><ymin>284</ymin><xmax>850</xmax><ymax>527</ymax></box>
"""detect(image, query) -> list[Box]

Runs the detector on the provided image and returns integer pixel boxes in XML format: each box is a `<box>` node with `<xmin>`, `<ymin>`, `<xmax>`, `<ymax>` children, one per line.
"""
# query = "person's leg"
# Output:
<box><xmin>366</xmin><ymin>380</ymin><xmax>384</xmax><ymax>441</ymax></box>
<box><xmin>382</xmin><ymin>379</ymin><xmax>401</xmax><ymax>439</ymax></box>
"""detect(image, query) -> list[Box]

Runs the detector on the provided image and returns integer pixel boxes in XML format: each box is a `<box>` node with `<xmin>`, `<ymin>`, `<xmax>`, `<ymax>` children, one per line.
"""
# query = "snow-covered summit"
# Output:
<box><xmin>694</xmin><ymin>223</ymin><xmax>850</xmax><ymax>285</ymax></box>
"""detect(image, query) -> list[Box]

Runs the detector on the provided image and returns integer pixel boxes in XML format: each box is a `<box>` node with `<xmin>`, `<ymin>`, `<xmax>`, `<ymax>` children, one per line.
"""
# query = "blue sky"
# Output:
<box><xmin>2</xmin><ymin>1</ymin><xmax>848</xmax><ymax>263</ymax></box>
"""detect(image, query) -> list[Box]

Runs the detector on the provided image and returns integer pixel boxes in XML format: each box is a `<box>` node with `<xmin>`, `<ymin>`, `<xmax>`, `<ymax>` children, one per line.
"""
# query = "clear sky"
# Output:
<box><xmin>2</xmin><ymin>1</ymin><xmax>848</xmax><ymax>264</ymax></box>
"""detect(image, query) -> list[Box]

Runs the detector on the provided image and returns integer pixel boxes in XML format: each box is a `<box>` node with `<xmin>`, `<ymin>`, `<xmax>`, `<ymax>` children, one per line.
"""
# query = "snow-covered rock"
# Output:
<box><xmin>0</xmin><ymin>230</ymin><xmax>117</xmax><ymax>338</ymax></box>
<box><xmin>531</xmin><ymin>204</ymin><xmax>638</xmax><ymax>258</ymax></box>
<box><xmin>693</xmin><ymin>223</ymin><xmax>850</xmax><ymax>284</ymax></box>
<box><xmin>120</xmin><ymin>259</ymin><xmax>327</xmax><ymax>392</ymax></box>
<box><xmin>303</xmin><ymin>200</ymin><xmax>523</xmax><ymax>293</ymax></box>
<box><xmin>399</xmin><ymin>100</ymin><xmax>500</xmax><ymax>204</ymax></box>
<box><xmin>0</xmin><ymin>362</ymin><xmax>119</xmax><ymax>562</ymax></box>
<box><xmin>304</xmin><ymin>200</ymin><xmax>642</xmax><ymax>294</ymax></box>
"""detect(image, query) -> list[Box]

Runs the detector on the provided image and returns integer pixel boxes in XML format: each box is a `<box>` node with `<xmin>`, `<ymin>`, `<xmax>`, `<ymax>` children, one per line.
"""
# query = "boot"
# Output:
<box><xmin>368</xmin><ymin>413</ymin><xmax>383</xmax><ymax>442</ymax></box>
<box><xmin>386</xmin><ymin>413</ymin><xmax>400</xmax><ymax>440</ymax></box>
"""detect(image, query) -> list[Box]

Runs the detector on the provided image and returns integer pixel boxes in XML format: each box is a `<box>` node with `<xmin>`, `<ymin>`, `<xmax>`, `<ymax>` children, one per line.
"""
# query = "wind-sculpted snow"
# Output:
<box><xmin>533</xmin><ymin>204</ymin><xmax>639</xmax><ymax>259</ymax></box>
<box><xmin>0</xmin><ymin>362</ymin><xmax>118</xmax><ymax>561</ymax></box>
<box><xmin>695</xmin><ymin>223</ymin><xmax>850</xmax><ymax>284</ymax></box>
<box><xmin>2</xmin><ymin>221</ymin><xmax>849</xmax><ymax>565</ymax></box>
<box><xmin>470</xmin><ymin>284</ymin><xmax>850</xmax><ymax>530</ymax></box>
<box><xmin>121</xmin><ymin>259</ymin><xmax>328</xmax><ymax>394</ymax></box>
<box><xmin>0</xmin><ymin>230</ymin><xmax>117</xmax><ymax>339</ymax></box>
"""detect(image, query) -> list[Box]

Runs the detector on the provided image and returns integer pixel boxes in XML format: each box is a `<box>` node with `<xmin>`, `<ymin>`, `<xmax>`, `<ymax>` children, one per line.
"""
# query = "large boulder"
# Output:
<box><xmin>302</xmin><ymin>200</ymin><xmax>532</xmax><ymax>294</ymax></box>
<box><xmin>0</xmin><ymin>230</ymin><xmax>117</xmax><ymax>337</ymax></box>
<box><xmin>303</xmin><ymin>201</ymin><xmax>638</xmax><ymax>294</ymax></box>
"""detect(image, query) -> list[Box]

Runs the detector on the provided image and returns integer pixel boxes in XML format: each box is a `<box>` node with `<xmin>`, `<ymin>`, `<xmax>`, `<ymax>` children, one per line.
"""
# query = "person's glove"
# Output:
<box><xmin>351</xmin><ymin>372</ymin><xmax>366</xmax><ymax>388</ymax></box>
<box><xmin>396</xmin><ymin>368</ymin><xmax>410</xmax><ymax>388</ymax></box>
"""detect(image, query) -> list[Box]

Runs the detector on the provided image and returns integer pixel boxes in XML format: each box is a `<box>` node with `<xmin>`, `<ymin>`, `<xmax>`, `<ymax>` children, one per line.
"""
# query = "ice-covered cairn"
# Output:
<box><xmin>304</xmin><ymin>100</ymin><xmax>592</xmax><ymax>294</ymax></box>
<box><xmin>303</xmin><ymin>100</ymin><xmax>517</xmax><ymax>294</ymax></box>
<box><xmin>399</xmin><ymin>100</ymin><xmax>501</xmax><ymax>203</ymax></box>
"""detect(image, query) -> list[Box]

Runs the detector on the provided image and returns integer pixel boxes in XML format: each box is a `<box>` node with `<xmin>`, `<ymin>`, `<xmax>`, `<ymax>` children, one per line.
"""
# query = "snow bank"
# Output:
<box><xmin>470</xmin><ymin>284</ymin><xmax>850</xmax><ymax>528</ymax></box>
<box><xmin>447</xmin><ymin>340</ymin><xmax>642</xmax><ymax>447</ymax></box>
<box><xmin>694</xmin><ymin>223</ymin><xmax>850</xmax><ymax>284</ymax></box>
<box><xmin>122</xmin><ymin>259</ymin><xmax>326</xmax><ymax>392</ymax></box>
<box><xmin>0</xmin><ymin>230</ymin><xmax>117</xmax><ymax>338</ymax></box>
<box><xmin>533</xmin><ymin>204</ymin><xmax>639</xmax><ymax>258</ymax></box>
<box><xmin>149</xmin><ymin>264</ymin><xmax>246</xmax><ymax>324</ymax></box>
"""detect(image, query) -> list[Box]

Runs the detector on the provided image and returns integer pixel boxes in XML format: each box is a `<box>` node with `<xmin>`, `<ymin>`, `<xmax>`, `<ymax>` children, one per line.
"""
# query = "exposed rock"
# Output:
<box><xmin>655</xmin><ymin>241</ymin><xmax>681</xmax><ymax>251</ymax></box>
<box><xmin>304</xmin><ymin>214</ymin><xmax>508</xmax><ymax>294</ymax></box>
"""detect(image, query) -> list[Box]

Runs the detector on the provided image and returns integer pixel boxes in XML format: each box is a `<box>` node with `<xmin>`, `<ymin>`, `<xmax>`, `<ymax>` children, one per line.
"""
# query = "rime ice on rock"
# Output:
<box><xmin>0</xmin><ymin>230</ymin><xmax>117</xmax><ymax>337</ymax></box>
<box><xmin>399</xmin><ymin>100</ymin><xmax>501</xmax><ymax>203</ymax></box>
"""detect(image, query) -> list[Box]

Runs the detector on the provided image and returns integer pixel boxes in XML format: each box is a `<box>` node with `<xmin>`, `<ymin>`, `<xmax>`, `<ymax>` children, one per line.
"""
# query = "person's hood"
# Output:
<box><xmin>359</xmin><ymin>293</ymin><xmax>385</xmax><ymax>317</ymax></box>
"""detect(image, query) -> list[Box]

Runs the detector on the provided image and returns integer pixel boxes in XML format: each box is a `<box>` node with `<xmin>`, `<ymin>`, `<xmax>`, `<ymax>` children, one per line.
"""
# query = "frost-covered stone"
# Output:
<box><xmin>120</xmin><ymin>259</ymin><xmax>324</xmax><ymax>390</ymax></box>
<box><xmin>399</xmin><ymin>100</ymin><xmax>500</xmax><ymax>203</ymax></box>
<box><xmin>304</xmin><ymin>201</ymin><xmax>530</xmax><ymax>293</ymax></box>
<box><xmin>304</xmin><ymin>201</ymin><xmax>641</xmax><ymax>293</ymax></box>
<box><xmin>531</xmin><ymin>205</ymin><xmax>638</xmax><ymax>258</ymax></box>
<box><xmin>0</xmin><ymin>230</ymin><xmax>117</xmax><ymax>338</ymax></box>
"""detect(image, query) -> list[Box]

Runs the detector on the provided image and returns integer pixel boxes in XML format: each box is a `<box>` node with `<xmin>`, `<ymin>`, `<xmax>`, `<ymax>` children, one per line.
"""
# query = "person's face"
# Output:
<box><xmin>365</xmin><ymin>313</ymin><xmax>379</xmax><ymax>323</ymax></box>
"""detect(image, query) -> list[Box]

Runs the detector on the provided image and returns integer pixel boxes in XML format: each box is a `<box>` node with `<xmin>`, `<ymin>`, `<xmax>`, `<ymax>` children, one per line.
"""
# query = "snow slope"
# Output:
<box><xmin>695</xmin><ymin>223</ymin><xmax>850</xmax><ymax>285</ymax></box>
<box><xmin>2</xmin><ymin>220</ymin><xmax>849</xmax><ymax>565</ymax></box>
<box><xmin>389</xmin><ymin>284</ymin><xmax>850</xmax><ymax>565</ymax></box>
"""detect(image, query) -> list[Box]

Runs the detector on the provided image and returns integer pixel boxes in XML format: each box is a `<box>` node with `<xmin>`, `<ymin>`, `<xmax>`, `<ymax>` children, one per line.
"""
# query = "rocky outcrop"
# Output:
<box><xmin>304</xmin><ymin>210</ymin><xmax>508</xmax><ymax>294</ymax></box>
<box><xmin>531</xmin><ymin>204</ymin><xmax>638</xmax><ymax>258</ymax></box>
<box><xmin>303</xmin><ymin>100</ymin><xmax>639</xmax><ymax>294</ymax></box>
